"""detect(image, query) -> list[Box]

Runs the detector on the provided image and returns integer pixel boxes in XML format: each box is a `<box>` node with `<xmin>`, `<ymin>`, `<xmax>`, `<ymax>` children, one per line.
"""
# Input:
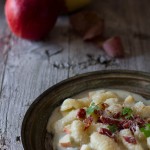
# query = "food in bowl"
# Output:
<box><xmin>47</xmin><ymin>89</ymin><xmax>150</xmax><ymax>150</ymax></box>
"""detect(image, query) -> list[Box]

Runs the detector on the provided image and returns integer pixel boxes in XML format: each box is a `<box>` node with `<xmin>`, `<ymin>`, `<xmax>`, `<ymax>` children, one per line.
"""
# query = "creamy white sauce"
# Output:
<box><xmin>47</xmin><ymin>89</ymin><xmax>150</xmax><ymax>150</ymax></box>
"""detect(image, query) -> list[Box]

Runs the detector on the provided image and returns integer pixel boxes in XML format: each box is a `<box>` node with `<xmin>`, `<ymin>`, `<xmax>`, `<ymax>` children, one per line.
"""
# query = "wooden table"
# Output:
<box><xmin>0</xmin><ymin>0</ymin><xmax>150</xmax><ymax>149</ymax></box>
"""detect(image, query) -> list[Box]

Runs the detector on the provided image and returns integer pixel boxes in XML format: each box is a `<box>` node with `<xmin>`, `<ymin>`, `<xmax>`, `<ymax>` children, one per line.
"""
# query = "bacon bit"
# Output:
<box><xmin>119</xmin><ymin>120</ymin><xmax>136</xmax><ymax>133</ymax></box>
<box><xmin>99</xmin><ymin>128</ymin><xmax>118</xmax><ymax>142</ymax></box>
<box><xmin>134</xmin><ymin>115</ymin><xmax>145</xmax><ymax>127</ymax></box>
<box><xmin>113</xmin><ymin>112</ymin><xmax>121</xmax><ymax>119</ymax></box>
<box><xmin>97</xmin><ymin>117</ymin><xmax>103</xmax><ymax>123</ymax></box>
<box><xmin>77</xmin><ymin>109</ymin><xmax>86</xmax><ymax>119</ymax></box>
<box><xmin>99</xmin><ymin>116</ymin><xmax>120</xmax><ymax>125</ymax></box>
<box><xmin>94</xmin><ymin>109</ymin><xmax>103</xmax><ymax>116</ymax></box>
<box><xmin>119</xmin><ymin>115</ymin><xmax>146</xmax><ymax>132</ymax></box>
<box><xmin>123</xmin><ymin>136</ymin><xmax>137</xmax><ymax>144</ymax></box>
<box><xmin>120</xmin><ymin>120</ymin><xmax>133</xmax><ymax>129</ymax></box>
<box><xmin>84</xmin><ymin>116</ymin><xmax>93</xmax><ymax>130</ymax></box>
<box><xmin>130</xmin><ymin>123</ymin><xmax>137</xmax><ymax>133</ymax></box>
<box><xmin>101</xmin><ymin>103</ymin><xmax>109</xmax><ymax>110</ymax></box>
<box><xmin>99</xmin><ymin>128</ymin><xmax>113</xmax><ymax>138</ymax></box>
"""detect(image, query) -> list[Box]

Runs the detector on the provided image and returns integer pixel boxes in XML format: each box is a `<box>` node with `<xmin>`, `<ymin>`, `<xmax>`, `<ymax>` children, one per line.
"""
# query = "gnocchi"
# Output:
<box><xmin>47</xmin><ymin>89</ymin><xmax>150</xmax><ymax>150</ymax></box>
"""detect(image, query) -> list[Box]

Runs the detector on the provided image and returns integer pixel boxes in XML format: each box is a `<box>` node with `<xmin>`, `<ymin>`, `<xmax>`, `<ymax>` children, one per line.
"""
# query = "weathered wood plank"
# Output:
<box><xmin>0</xmin><ymin>2</ymin><xmax>9</xmax><ymax>90</ymax></box>
<box><xmin>0</xmin><ymin>2</ymin><xmax>13</xmax><ymax>149</ymax></box>
<box><xmin>0</xmin><ymin>17</ymin><xmax>70</xmax><ymax>149</ymax></box>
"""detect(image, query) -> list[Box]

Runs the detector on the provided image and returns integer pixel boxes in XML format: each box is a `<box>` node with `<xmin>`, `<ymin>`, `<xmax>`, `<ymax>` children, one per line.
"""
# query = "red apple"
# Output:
<box><xmin>5</xmin><ymin>0</ymin><xmax>59</xmax><ymax>40</ymax></box>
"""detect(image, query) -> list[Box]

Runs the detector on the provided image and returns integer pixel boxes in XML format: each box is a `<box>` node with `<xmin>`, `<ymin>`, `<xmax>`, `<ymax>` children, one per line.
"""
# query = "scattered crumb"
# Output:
<box><xmin>52</xmin><ymin>54</ymin><xmax>118</xmax><ymax>70</ymax></box>
<box><xmin>0</xmin><ymin>134</ymin><xmax>10</xmax><ymax>150</ymax></box>
<box><xmin>97</xmin><ymin>55</ymin><xmax>112</xmax><ymax>67</ymax></box>
<box><xmin>86</xmin><ymin>54</ymin><xmax>95</xmax><ymax>61</ymax></box>
<box><xmin>16</xmin><ymin>136</ymin><xmax>21</xmax><ymax>142</ymax></box>
<box><xmin>45</xmin><ymin>49</ymin><xmax>63</xmax><ymax>58</ymax></box>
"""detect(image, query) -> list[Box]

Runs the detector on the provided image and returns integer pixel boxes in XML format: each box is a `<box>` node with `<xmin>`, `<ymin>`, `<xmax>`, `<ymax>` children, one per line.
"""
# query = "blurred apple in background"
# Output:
<box><xmin>5</xmin><ymin>0</ymin><xmax>59</xmax><ymax>40</ymax></box>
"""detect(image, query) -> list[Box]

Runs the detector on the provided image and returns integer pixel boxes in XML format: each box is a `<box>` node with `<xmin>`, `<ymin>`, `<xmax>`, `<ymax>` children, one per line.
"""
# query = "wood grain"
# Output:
<box><xmin>0</xmin><ymin>17</ymin><xmax>70</xmax><ymax>149</ymax></box>
<box><xmin>0</xmin><ymin>3</ymin><xmax>13</xmax><ymax>149</ymax></box>
<box><xmin>0</xmin><ymin>0</ymin><xmax>150</xmax><ymax>149</ymax></box>
<box><xmin>0</xmin><ymin>3</ymin><xmax>9</xmax><ymax>93</ymax></box>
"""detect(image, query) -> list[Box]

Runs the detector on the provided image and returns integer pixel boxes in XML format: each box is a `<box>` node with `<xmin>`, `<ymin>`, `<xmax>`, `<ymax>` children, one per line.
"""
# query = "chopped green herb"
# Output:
<box><xmin>122</xmin><ymin>107</ymin><xmax>133</xmax><ymax>119</ymax></box>
<box><xmin>125</xmin><ymin>113</ymin><xmax>134</xmax><ymax>119</ymax></box>
<box><xmin>140</xmin><ymin>123</ymin><xmax>150</xmax><ymax>137</ymax></box>
<box><xmin>86</xmin><ymin>102</ymin><xmax>99</xmax><ymax>115</ymax></box>
<box><xmin>122</xmin><ymin>107</ymin><xmax>133</xmax><ymax>115</ymax></box>
<box><xmin>108</xmin><ymin>125</ymin><xmax>118</xmax><ymax>133</ymax></box>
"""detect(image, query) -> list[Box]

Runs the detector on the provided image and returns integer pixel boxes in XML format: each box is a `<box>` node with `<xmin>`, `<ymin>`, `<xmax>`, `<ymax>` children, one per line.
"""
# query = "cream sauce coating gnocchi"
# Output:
<box><xmin>47</xmin><ymin>89</ymin><xmax>150</xmax><ymax>150</ymax></box>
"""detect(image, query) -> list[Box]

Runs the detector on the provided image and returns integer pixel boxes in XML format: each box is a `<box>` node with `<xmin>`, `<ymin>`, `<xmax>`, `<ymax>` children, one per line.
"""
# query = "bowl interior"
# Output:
<box><xmin>21</xmin><ymin>70</ymin><xmax>150</xmax><ymax>150</ymax></box>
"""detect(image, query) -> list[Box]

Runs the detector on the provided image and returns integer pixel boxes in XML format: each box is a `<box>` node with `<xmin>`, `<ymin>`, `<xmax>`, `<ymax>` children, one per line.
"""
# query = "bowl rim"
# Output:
<box><xmin>21</xmin><ymin>70</ymin><xmax>150</xmax><ymax>149</ymax></box>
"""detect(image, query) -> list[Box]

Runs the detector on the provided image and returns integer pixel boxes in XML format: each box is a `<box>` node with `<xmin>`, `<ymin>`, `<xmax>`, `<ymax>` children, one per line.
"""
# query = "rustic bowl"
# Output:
<box><xmin>21</xmin><ymin>70</ymin><xmax>150</xmax><ymax>150</ymax></box>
